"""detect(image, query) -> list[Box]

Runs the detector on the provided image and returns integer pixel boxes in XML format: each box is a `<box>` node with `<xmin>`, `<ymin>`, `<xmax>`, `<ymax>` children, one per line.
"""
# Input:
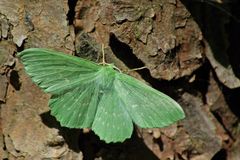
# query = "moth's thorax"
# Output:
<box><xmin>96</xmin><ymin>65</ymin><xmax>117</xmax><ymax>90</ymax></box>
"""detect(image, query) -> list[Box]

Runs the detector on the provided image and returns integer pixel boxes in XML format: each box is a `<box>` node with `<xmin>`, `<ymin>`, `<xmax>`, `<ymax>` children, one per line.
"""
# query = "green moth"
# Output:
<box><xmin>18</xmin><ymin>48</ymin><xmax>185</xmax><ymax>143</ymax></box>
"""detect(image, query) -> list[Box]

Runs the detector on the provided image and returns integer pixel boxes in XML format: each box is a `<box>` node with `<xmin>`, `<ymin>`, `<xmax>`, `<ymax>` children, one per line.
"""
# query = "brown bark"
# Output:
<box><xmin>0</xmin><ymin>0</ymin><xmax>240</xmax><ymax>159</ymax></box>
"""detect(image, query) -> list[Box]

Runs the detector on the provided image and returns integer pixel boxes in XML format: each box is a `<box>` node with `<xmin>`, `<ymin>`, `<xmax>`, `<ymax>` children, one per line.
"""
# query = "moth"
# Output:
<box><xmin>18</xmin><ymin>48</ymin><xmax>185</xmax><ymax>143</ymax></box>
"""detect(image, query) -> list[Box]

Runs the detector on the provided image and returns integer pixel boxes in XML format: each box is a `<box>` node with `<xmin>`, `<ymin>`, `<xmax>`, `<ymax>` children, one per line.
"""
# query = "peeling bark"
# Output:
<box><xmin>0</xmin><ymin>0</ymin><xmax>240</xmax><ymax>159</ymax></box>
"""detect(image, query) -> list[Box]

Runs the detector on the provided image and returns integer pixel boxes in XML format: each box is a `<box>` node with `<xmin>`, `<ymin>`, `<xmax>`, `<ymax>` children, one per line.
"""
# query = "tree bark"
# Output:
<box><xmin>0</xmin><ymin>0</ymin><xmax>240</xmax><ymax>159</ymax></box>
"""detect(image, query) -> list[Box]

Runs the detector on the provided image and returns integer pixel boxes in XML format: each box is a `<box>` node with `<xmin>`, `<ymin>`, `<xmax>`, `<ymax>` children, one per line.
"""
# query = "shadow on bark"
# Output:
<box><xmin>40</xmin><ymin>111</ymin><xmax>160</xmax><ymax>160</ymax></box>
<box><xmin>40</xmin><ymin>111</ymin><xmax>82</xmax><ymax>153</ymax></box>
<box><xmin>181</xmin><ymin>0</ymin><xmax>240</xmax><ymax>78</ymax></box>
<box><xmin>181</xmin><ymin>0</ymin><xmax>240</xmax><ymax>119</ymax></box>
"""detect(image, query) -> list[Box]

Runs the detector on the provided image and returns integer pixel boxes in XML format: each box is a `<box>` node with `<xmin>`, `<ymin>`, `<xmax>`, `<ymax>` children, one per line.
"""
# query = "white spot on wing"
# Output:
<box><xmin>132</xmin><ymin>104</ymin><xmax>138</xmax><ymax>108</ymax></box>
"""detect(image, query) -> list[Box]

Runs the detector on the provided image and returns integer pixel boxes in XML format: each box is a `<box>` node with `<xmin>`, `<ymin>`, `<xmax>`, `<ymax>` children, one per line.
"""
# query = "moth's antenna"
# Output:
<box><xmin>126</xmin><ymin>66</ymin><xmax>147</xmax><ymax>74</ymax></box>
<box><xmin>101</xmin><ymin>44</ymin><xmax>106</xmax><ymax>65</ymax></box>
<box><xmin>130</xmin><ymin>66</ymin><xmax>147</xmax><ymax>71</ymax></box>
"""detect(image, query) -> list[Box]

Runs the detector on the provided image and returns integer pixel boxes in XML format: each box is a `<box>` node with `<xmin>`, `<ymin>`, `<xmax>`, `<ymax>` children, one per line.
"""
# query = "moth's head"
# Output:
<box><xmin>105</xmin><ymin>63</ymin><xmax>115</xmax><ymax>68</ymax></box>
<box><xmin>104</xmin><ymin>63</ymin><xmax>121</xmax><ymax>72</ymax></box>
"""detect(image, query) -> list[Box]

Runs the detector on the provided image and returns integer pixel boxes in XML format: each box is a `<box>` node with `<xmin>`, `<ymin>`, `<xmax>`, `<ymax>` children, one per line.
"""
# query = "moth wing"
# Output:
<box><xmin>49</xmin><ymin>83</ymin><xmax>100</xmax><ymax>128</ymax></box>
<box><xmin>92</xmin><ymin>86</ymin><xmax>133</xmax><ymax>143</ymax></box>
<box><xmin>18</xmin><ymin>48</ymin><xmax>100</xmax><ymax>95</ymax></box>
<box><xmin>18</xmin><ymin>48</ymin><xmax>102</xmax><ymax>128</ymax></box>
<box><xmin>115</xmin><ymin>74</ymin><xmax>185</xmax><ymax>128</ymax></box>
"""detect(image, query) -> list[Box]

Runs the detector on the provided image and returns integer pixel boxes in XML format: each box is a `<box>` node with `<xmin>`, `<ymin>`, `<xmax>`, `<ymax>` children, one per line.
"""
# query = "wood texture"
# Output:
<box><xmin>1</xmin><ymin>0</ymin><xmax>240</xmax><ymax>159</ymax></box>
